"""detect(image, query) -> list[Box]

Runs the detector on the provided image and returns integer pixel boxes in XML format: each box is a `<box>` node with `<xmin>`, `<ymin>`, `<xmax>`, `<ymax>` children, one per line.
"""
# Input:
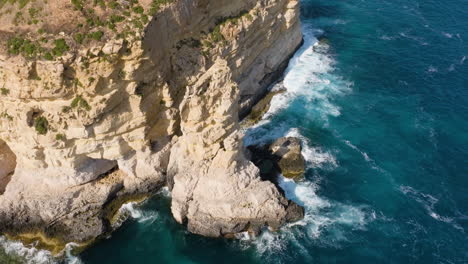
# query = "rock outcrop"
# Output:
<box><xmin>249</xmin><ymin>137</ymin><xmax>306</xmax><ymax>181</ymax></box>
<box><xmin>0</xmin><ymin>140</ymin><xmax>15</xmax><ymax>194</ymax></box>
<box><xmin>0</xmin><ymin>0</ymin><xmax>303</xmax><ymax>251</ymax></box>
<box><xmin>270</xmin><ymin>137</ymin><xmax>306</xmax><ymax>179</ymax></box>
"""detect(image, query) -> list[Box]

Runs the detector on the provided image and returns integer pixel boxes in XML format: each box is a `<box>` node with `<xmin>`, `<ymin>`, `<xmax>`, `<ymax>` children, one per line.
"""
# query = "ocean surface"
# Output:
<box><xmin>2</xmin><ymin>0</ymin><xmax>467</xmax><ymax>263</ymax></box>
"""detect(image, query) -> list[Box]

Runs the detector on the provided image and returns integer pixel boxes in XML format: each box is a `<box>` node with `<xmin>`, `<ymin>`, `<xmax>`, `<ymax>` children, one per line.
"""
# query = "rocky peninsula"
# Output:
<box><xmin>0</xmin><ymin>0</ymin><xmax>304</xmax><ymax>254</ymax></box>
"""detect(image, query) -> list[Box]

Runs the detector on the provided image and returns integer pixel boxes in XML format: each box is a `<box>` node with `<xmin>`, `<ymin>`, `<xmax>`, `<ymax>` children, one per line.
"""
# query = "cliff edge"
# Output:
<box><xmin>0</xmin><ymin>0</ymin><xmax>303</xmax><ymax>253</ymax></box>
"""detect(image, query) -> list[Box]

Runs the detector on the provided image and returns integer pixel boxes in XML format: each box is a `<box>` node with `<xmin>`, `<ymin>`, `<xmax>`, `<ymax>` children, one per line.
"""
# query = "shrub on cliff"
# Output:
<box><xmin>51</xmin><ymin>39</ymin><xmax>69</xmax><ymax>57</ymax></box>
<box><xmin>71</xmin><ymin>95</ymin><xmax>91</xmax><ymax>111</ymax></box>
<box><xmin>34</xmin><ymin>116</ymin><xmax>49</xmax><ymax>135</ymax></box>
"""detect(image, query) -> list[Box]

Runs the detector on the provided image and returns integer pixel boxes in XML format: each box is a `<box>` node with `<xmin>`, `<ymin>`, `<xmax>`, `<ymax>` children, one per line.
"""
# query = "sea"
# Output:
<box><xmin>1</xmin><ymin>0</ymin><xmax>467</xmax><ymax>263</ymax></box>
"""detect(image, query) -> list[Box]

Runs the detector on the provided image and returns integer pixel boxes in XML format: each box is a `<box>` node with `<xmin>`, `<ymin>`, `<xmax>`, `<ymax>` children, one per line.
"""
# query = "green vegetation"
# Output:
<box><xmin>43</xmin><ymin>52</ymin><xmax>53</xmax><ymax>60</ymax></box>
<box><xmin>4</xmin><ymin>0</ymin><xmax>179</xmax><ymax>61</ymax></box>
<box><xmin>7</xmin><ymin>37</ymin><xmax>38</xmax><ymax>57</ymax></box>
<box><xmin>1</xmin><ymin>88</ymin><xmax>9</xmax><ymax>95</ymax></box>
<box><xmin>88</xmin><ymin>31</ymin><xmax>104</xmax><ymax>41</ymax></box>
<box><xmin>6</xmin><ymin>35</ymin><xmax>70</xmax><ymax>59</ymax></box>
<box><xmin>28</xmin><ymin>7</ymin><xmax>38</xmax><ymax>17</ymax></box>
<box><xmin>108</xmin><ymin>1</ymin><xmax>119</xmax><ymax>9</ymax></box>
<box><xmin>51</xmin><ymin>39</ymin><xmax>69</xmax><ymax>56</ymax></box>
<box><xmin>71</xmin><ymin>0</ymin><xmax>84</xmax><ymax>10</ymax></box>
<box><xmin>71</xmin><ymin>95</ymin><xmax>91</xmax><ymax>111</ymax></box>
<box><xmin>74</xmin><ymin>33</ymin><xmax>85</xmax><ymax>44</ymax></box>
<box><xmin>62</xmin><ymin>106</ymin><xmax>71</xmax><ymax>113</ymax></box>
<box><xmin>202</xmin><ymin>10</ymin><xmax>255</xmax><ymax>49</ymax></box>
<box><xmin>34</xmin><ymin>116</ymin><xmax>49</xmax><ymax>135</ymax></box>
<box><xmin>150</xmin><ymin>0</ymin><xmax>172</xmax><ymax>15</ymax></box>
<box><xmin>132</xmin><ymin>5</ymin><xmax>144</xmax><ymax>14</ymax></box>
<box><xmin>0</xmin><ymin>0</ymin><xmax>31</xmax><ymax>9</ymax></box>
<box><xmin>110</xmin><ymin>14</ymin><xmax>125</xmax><ymax>23</ymax></box>
<box><xmin>1</xmin><ymin>112</ymin><xmax>13</xmax><ymax>121</ymax></box>
<box><xmin>55</xmin><ymin>133</ymin><xmax>66</xmax><ymax>141</ymax></box>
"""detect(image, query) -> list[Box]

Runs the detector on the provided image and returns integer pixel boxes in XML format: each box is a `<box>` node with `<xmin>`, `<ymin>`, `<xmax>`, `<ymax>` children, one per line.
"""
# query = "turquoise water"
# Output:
<box><xmin>5</xmin><ymin>0</ymin><xmax>468</xmax><ymax>263</ymax></box>
<box><xmin>83</xmin><ymin>0</ymin><xmax>468</xmax><ymax>263</ymax></box>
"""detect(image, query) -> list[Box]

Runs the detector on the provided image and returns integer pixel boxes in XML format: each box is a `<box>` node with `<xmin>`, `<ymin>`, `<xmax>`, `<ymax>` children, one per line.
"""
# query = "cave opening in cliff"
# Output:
<box><xmin>0</xmin><ymin>139</ymin><xmax>16</xmax><ymax>195</ymax></box>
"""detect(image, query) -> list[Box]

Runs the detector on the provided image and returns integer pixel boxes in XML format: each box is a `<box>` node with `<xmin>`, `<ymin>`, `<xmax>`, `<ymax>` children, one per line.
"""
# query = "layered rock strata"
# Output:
<box><xmin>0</xmin><ymin>0</ymin><xmax>303</xmax><ymax>250</ymax></box>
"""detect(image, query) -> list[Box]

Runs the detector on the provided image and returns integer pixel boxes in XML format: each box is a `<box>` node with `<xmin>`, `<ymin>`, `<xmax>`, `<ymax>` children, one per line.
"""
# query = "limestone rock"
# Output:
<box><xmin>0</xmin><ymin>0</ymin><xmax>303</xmax><ymax>250</ymax></box>
<box><xmin>270</xmin><ymin>137</ymin><xmax>306</xmax><ymax>179</ymax></box>
<box><xmin>0</xmin><ymin>140</ymin><xmax>15</xmax><ymax>194</ymax></box>
<box><xmin>249</xmin><ymin>137</ymin><xmax>306</xmax><ymax>181</ymax></box>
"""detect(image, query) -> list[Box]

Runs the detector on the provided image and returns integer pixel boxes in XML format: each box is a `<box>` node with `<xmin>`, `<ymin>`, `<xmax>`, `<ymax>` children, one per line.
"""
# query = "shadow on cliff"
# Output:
<box><xmin>0</xmin><ymin>140</ymin><xmax>16</xmax><ymax>195</ymax></box>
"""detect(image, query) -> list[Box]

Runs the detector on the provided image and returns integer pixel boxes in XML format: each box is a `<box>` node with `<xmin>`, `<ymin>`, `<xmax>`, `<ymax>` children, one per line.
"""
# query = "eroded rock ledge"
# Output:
<box><xmin>0</xmin><ymin>0</ymin><xmax>303</xmax><ymax>252</ymax></box>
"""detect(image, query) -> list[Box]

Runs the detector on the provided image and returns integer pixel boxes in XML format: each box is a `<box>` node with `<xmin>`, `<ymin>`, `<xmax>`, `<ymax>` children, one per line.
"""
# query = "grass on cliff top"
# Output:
<box><xmin>71</xmin><ymin>95</ymin><xmax>91</xmax><ymax>111</ymax></box>
<box><xmin>0</xmin><ymin>0</ymin><xmax>30</xmax><ymax>9</ymax></box>
<box><xmin>3</xmin><ymin>0</ymin><xmax>175</xmax><ymax>60</ymax></box>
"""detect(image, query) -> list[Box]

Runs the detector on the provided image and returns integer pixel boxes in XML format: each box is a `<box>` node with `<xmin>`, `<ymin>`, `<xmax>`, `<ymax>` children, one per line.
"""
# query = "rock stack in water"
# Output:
<box><xmin>249</xmin><ymin>137</ymin><xmax>306</xmax><ymax>184</ymax></box>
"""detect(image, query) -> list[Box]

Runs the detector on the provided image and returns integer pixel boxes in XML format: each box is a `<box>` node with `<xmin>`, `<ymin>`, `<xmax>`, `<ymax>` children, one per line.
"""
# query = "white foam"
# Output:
<box><xmin>399</xmin><ymin>32</ymin><xmax>429</xmax><ymax>46</ymax></box>
<box><xmin>399</xmin><ymin>186</ymin><xmax>463</xmax><ymax>231</ymax></box>
<box><xmin>119</xmin><ymin>202</ymin><xmax>158</xmax><ymax>224</ymax></box>
<box><xmin>343</xmin><ymin>140</ymin><xmax>386</xmax><ymax>173</ymax></box>
<box><xmin>244</xmin><ymin>121</ymin><xmax>291</xmax><ymax>147</ymax></box>
<box><xmin>158</xmin><ymin>186</ymin><xmax>171</xmax><ymax>197</ymax></box>
<box><xmin>262</xmin><ymin>24</ymin><xmax>351</xmax><ymax>123</ymax></box>
<box><xmin>244</xmin><ymin>177</ymin><xmax>371</xmax><ymax>257</ymax></box>
<box><xmin>286</xmin><ymin>128</ymin><xmax>337</xmax><ymax>169</ymax></box>
<box><xmin>0</xmin><ymin>236</ymin><xmax>55</xmax><ymax>264</ymax></box>
<box><xmin>64</xmin><ymin>243</ymin><xmax>83</xmax><ymax>264</ymax></box>
<box><xmin>380</xmin><ymin>35</ymin><xmax>395</xmax><ymax>40</ymax></box>
<box><xmin>241</xmin><ymin>25</ymin><xmax>370</xmax><ymax>257</ymax></box>
<box><xmin>427</xmin><ymin>66</ymin><xmax>438</xmax><ymax>73</ymax></box>
<box><xmin>442</xmin><ymin>32</ymin><xmax>453</xmax><ymax>38</ymax></box>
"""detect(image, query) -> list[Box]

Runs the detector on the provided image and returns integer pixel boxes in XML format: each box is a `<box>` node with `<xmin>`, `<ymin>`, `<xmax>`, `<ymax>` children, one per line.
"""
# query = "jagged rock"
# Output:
<box><xmin>0</xmin><ymin>0</ymin><xmax>303</xmax><ymax>251</ymax></box>
<box><xmin>242</xmin><ymin>86</ymin><xmax>286</xmax><ymax>126</ymax></box>
<box><xmin>249</xmin><ymin>137</ymin><xmax>306</xmax><ymax>181</ymax></box>
<box><xmin>270</xmin><ymin>137</ymin><xmax>306</xmax><ymax>179</ymax></box>
<box><xmin>0</xmin><ymin>140</ymin><xmax>15</xmax><ymax>194</ymax></box>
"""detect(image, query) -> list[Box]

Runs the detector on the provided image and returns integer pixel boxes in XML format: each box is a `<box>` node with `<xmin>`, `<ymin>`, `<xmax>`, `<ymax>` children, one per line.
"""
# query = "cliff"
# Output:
<box><xmin>0</xmin><ymin>0</ymin><xmax>303</xmax><ymax>253</ymax></box>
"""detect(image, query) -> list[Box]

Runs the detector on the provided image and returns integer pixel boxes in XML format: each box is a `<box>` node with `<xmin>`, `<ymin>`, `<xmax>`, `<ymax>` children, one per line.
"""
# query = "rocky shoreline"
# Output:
<box><xmin>0</xmin><ymin>0</ymin><xmax>304</xmax><ymax>257</ymax></box>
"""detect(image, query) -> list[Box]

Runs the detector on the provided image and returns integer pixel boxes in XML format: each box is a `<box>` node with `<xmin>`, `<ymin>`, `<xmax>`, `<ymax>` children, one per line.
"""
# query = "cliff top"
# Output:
<box><xmin>0</xmin><ymin>0</ymin><xmax>172</xmax><ymax>59</ymax></box>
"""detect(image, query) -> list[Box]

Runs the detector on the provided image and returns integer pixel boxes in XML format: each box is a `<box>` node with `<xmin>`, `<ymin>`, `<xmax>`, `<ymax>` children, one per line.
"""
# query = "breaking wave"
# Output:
<box><xmin>0</xmin><ymin>237</ymin><xmax>83</xmax><ymax>264</ymax></box>
<box><xmin>0</xmin><ymin>236</ymin><xmax>55</xmax><ymax>264</ymax></box>
<box><xmin>241</xmin><ymin>24</ymin><xmax>373</xmax><ymax>260</ymax></box>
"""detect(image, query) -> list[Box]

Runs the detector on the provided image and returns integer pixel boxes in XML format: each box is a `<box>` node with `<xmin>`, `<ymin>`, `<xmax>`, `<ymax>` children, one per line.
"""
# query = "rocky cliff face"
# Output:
<box><xmin>0</xmin><ymin>0</ymin><xmax>302</xmax><ymax>252</ymax></box>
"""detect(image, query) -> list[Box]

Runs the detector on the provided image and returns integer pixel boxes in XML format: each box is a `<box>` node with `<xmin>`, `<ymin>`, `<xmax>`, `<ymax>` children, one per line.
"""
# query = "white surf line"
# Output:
<box><xmin>0</xmin><ymin>236</ymin><xmax>56</xmax><ymax>264</ymax></box>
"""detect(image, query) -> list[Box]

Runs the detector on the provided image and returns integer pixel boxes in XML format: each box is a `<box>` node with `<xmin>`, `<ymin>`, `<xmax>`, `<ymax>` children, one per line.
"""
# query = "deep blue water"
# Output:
<box><xmin>82</xmin><ymin>0</ymin><xmax>468</xmax><ymax>263</ymax></box>
<box><xmin>4</xmin><ymin>0</ymin><xmax>468</xmax><ymax>263</ymax></box>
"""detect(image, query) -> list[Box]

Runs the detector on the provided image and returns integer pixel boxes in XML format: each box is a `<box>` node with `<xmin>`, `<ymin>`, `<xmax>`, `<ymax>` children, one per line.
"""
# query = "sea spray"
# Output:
<box><xmin>118</xmin><ymin>202</ymin><xmax>159</xmax><ymax>224</ymax></box>
<box><xmin>64</xmin><ymin>243</ymin><xmax>83</xmax><ymax>264</ymax></box>
<box><xmin>0</xmin><ymin>236</ymin><xmax>55</xmax><ymax>264</ymax></box>
<box><xmin>241</xmin><ymin>24</ymin><xmax>372</xmax><ymax>258</ymax></box>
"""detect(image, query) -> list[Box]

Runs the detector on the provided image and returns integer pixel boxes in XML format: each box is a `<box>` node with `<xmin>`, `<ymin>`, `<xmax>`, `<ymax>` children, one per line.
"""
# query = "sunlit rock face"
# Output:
<box><xmin>0</xmin><ymin>0</ymin><xmax>302</xmax><ymax>248</ymax></box>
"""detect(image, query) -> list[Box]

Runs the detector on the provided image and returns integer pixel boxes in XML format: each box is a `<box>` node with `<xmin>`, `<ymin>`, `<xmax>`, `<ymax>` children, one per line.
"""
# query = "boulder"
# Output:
<box><xmin>270</xmin><ymin>137</ymin><xmax>306</xmax><ymax>179</ymax></box>
<box><xmin>248</xmin><ymin>137</ymin><xmax>306</xmax><ymax>181</ymax></box>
